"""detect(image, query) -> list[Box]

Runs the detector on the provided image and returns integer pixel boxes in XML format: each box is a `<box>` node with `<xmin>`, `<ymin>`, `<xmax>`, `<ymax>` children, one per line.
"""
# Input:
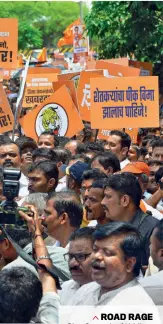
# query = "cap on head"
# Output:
<box><xmin>67</xmin><ymin>161</ymin><xmax>90</xmax><ymax>185</ymax></box>
<box><xmin>121</xmin><ymin>162</ymin><xmax>150</xmax><ymax>176</ymax></box>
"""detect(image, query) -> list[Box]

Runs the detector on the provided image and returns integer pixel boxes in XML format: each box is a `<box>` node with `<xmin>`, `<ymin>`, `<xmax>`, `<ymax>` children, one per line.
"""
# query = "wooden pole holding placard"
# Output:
<box><xmin>12</xmin><ymin>55</ymin><xmax>30</xmax><ymax>140</ymax></box>
<box><xmin>79</xmin><ymin>1</ymin><xmax>83</xmax><ymax>22</ymax></box>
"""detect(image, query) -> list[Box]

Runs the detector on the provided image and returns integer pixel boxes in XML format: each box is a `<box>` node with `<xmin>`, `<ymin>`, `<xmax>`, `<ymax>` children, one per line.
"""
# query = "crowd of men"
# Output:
<box><xmin>0</xmin><ymin>126</ymin><xmax>162</xmax><ymax>323</ymax></box>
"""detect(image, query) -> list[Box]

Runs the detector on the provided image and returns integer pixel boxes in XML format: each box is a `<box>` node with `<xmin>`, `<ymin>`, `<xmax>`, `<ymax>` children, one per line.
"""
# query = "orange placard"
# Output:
<box><xmin>125</xmin><ymin>128</ymin><xmax>138</xmax><ymax>143</ymax></box>
<box><xmin>0</xmin><ymin>83</ymin><xmax>14</xmax><ymax>133</ymax></box>
<box><xmin>22</xmin><ymin>71</ymin><xmax>59</xmax><ymax>109</ymax></box>
<box><xmin>96</xmin><ymin>61</ymin><xmax>140</xmax><ymax>77</ymax></box>
<box><xmin>53</xmin><ymin>80</ymin><xmax>78</xmax><ymax>110</ymax></box>
<box><xmin>0</xmin><ymin>18</ymin><xmax>18</xmax><ymax>69</ymax></box>
<box><xmin>98</xmin><ymin>129</ymin><xmax>111</xmax><ymax>140</ymax></box>
<box><xmin>58</xmin><ymin>72</ymin><xmax>81</xmax><ymax>88</ymax></box>
<box><xmin>103</xmin><ymin>58</ymin><xmax>153</xmax><ymax>76</ymax></box>
<box><xmin>20</xmin><ymin>85</ymin><xmax>84</xmax><ymax>141</ymax></box>
<box><xmin>0</xmin><ymin>69</ymin><xmax>3</xmax><ymax>81</ymax></box>
<box><xmin>105</xmin><ymin>58</ymin><xmax>130</xmax><ymax>66</ymax></box>
<box><xmin>28</xmin><ymin>67</ymin><xmax>61</xmax><ymax>75</ymax></box>
<box><xmin>98</xmin><ymin>128</ymin><xmax>138</xmax><ymax>143</ymax></box>
<box><xmin>77</xmin><ymin>70</ymin><xmax>104</xmax><ymax>122</ymax></box>
<box><xmin>129</xmin><ymin>60</ymin><xmax>153</xmax><ymax>76</ymax></box>
<box><xmin>90</xmin><ymin>76</ymin><xmax>159</xmax><ymax>129</ymax></box>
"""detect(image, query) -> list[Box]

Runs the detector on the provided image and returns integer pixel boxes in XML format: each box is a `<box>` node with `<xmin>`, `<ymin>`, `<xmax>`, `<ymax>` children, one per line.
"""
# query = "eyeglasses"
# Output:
<box><xmin>64</xmin><ymin>252</ymin><xmax>92</xmax><ymax>263</ymax></box>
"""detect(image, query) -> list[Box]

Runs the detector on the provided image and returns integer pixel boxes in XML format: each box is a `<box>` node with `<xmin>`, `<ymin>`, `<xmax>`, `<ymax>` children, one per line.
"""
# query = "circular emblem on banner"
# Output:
<box><xmin>71</xmin><ymin>74</ymin><xmax>80</xmax><ymax>88</ymax></box>
<box><xmin>35</xmin><ymin>103</ymin><xmax>68</xmax><ymax>136</ymax></box>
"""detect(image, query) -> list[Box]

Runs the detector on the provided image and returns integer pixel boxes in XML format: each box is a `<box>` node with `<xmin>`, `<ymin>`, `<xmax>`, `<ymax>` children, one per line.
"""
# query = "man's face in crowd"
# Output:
<box><xmin>81</xmin><ymin>179</ymin><xmax>94</xmax><ymax>202</ymax></box>
<box><xmin>0</xmin><ymin>235</ymin><xmax>17</xmax><ymax>267</ymax></box>
<box><xmin>28</xmin><ymin>169</ymin><xmax>52</xmax><ymax>193</ymax></box>
<box><xmin>43</xmin><ymin>198</ymin><xmax>62</xmax><ymax>239</ymax></box>
<box><xmin>85</xmin><ymin>187</ymin><xmax>106</xmax><ymax>223</ymax></box>
<box><xmin>21</xmin><ymin>146</ymin><xmax>34</xmax><ymax>167</ymax></box>
<box><xmin>150</xmin><ymin>228</ymin><xmax>163</xmax><ymax>270</ymax></box>
<box><xmin>65</xmin><ymin>141</ymin><xmax>78</xmax><ymax>155</ymax></box>
<box><xmin>0</xmin><ymin>144</ymin><xmax>21</xmax><ymax>168</ymax></box>
<box><xmin>152</xmin><ymin>146</ymin><xmax>163</xmax><ymax>161</ymax></box>
<box><xmin>101</xmin><ymin>187</ymin><xmax>127</xmax><ymax>221</ymax></box>
<box><xmin>68</xmin><ymin>238</ymin><xmax>93</xmax><ymax>285</ymax></box>
<box><xmin>91</xmin><ymin>159</ymin><xmax>113</xmax><ymax>176</ymax></box>
<box><xmin>105</xmin><ymin>135</ymin><xmax>126</xmax><ymax>162</ymax></box>
<box><xmin>146</xmin><ymin>145</ymin><xmax>153</xmax><ymax>161</ymax></box>
<box><xmin>38</xmin><ymin>135</ymin><xmax>55</xmax><ymax>149</ymax></box>
<box><xmin>91</xmin><ymin>159</ymin><xmax>105</xmax><ymax>174</ymax></box>
<box><xmin>91</xmin><ymin>235</ymin><xmax>134</xmax><ymax>289</ymax></box>
<box><xmin>148</xmin><ymin>164</ymin><xmax>160</xmax><ymax>194</ymax></box>
<box><xmin>128</xmin><ymin>147</ymin><xmax>137</xmax><ymax>162</ymax></box>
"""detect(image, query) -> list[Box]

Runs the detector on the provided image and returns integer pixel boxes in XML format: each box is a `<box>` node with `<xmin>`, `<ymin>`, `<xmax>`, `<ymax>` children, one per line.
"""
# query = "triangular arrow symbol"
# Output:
<box><xmin>93</xmin><ymin>316</ymin><xmax>99</xmax><ymax>320</ymax></box>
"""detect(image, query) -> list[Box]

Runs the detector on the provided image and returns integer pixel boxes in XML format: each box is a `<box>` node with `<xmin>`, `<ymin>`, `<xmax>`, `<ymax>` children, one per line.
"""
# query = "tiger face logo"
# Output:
<box><xmin>35</xmin><ymin>103</ymin><xmax>68</xmax><ymax>136</ymax></box>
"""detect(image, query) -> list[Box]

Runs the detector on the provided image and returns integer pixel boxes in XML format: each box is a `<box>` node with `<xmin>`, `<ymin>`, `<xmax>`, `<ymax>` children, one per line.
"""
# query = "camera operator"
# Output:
<box><xmin>18</xmin><ymin>206</ymin><xmax>60</xmax><ymax>323</ymax></box>
<box><xmin>0</xmin><ymin>137</ymin><xmax>28</xmax><ymax>197</ymax></box>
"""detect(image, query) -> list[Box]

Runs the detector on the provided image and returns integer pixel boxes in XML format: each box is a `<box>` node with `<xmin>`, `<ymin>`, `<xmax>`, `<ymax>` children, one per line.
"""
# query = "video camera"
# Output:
<box><xmin>0</xmin><ymin>168</ymin><xmax>27</xmax><ymax>226</ymax></box>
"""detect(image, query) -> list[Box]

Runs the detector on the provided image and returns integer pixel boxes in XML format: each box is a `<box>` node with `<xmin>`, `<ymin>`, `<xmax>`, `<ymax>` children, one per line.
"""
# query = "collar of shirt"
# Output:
<box><xmin>54</xmin><ymin>241</ymin><xmax>69</xmax><ymax>250</ymax></box>
<box><xmin>19</xmin><ymin>173</ymin><xmax>29</xmax><ymax>197</ymax></box>
<box><xmin>120</xmin><ymin>158</ymin><xmax>130</xmax><ymax>170</ymax></box>
<box><xmin>94</xmin><ymin>279</ymin><xmax>138</xmax><ymax>305</ymax></box>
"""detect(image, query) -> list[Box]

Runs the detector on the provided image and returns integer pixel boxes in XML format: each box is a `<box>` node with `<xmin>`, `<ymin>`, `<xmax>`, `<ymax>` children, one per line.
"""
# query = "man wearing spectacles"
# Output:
<box><xmin>59</xmin><ymin>227</ymin><xmax>95</xmax><ymax>305</ymax></box>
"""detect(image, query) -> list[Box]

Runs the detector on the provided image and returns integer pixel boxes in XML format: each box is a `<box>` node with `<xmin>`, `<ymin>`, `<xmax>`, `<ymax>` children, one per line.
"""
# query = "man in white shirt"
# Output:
<box><xmin>141</xmin><ymin>219</ymin><xmax>163</xmax><ymax>305</ymax></box>
<box><xmin>59</xmin><ymin>227</ymin><xmax>95</xmax><ymax>305</ymax></box>
<box><xmin>85</xmin><ymin>179</ymin><xmax>108</xmax><ymax>227</ymax></box>
<box><xmin>73</xmin><ymin>222</ymin><xmax>155</xmax><ymax>306</ymax></box>
<box><xmin>15</xmin><ymin>136</ymin><xmax>37</xmax><ymax>197</ymax></box>
<box><xmin>42</xmin><ymin>191</ymin><xmax>83</xmax><ymax>248</ymax></box>
<box><xmin>104</xmin><ymin>130</ymin><xmax>131</xmax><ymax>169</ymax></box>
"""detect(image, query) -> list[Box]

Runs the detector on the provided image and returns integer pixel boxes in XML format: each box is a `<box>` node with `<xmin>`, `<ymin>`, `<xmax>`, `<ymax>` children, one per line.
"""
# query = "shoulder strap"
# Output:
<box><xmin>0</xmin><ymin>225</ymin><xmax>69</xmax><ymax>289</ymax></box>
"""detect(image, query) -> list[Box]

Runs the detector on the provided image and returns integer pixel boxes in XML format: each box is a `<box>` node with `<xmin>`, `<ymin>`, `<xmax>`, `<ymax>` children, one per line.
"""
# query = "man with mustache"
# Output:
<box><xmin>0</xmin><ymin>137</ymin><xmax>21</xmax><ymax>169</ymax></box>
<box><xmin>28</xmin><ymin>161</ymin><xmax>58</xmax><ymax>194</ymax></box>
<box><xmin>16</xmin><ymin>136</ymin><xmax>37</xmax><ymax>177</ymax></box>
<box><xmin>0</xmin><ymin>137</ymin><xmax>26</xmax><ymax>197</ymax></box>
<box><xmin>37</xmin><ymin>130</ymin><xmax>59</xmax><ymax>149</ymax></box>
<box><xmin>59</xmin><ymin>227</ymin><xmax>95</xmax><ymax>305</ymax></box>
<box><xmin>73</xmin><ymin>222</ymin><xmax>156</xmax><ymax>306</ymax></box>
<box><xmin>101</xmin><ymin>173</ymin><xmax>158</xmax><ymax>267</ymax></box>
<box><xmin>42</xmin><ymin>191</ymin><xmax>83</xmax><ymax>248</ymax></box>
<box><xmin>84</xmin><ymin>179</ymin><xmax>108</xmax><ymax>226</ymax></box>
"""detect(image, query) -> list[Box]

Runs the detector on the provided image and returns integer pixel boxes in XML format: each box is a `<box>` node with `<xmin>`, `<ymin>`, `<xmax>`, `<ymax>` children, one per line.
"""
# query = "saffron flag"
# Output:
<box><xmin>57</xmin><ymin>18</ymin><xmax>81</xmax><ymax>48</ymax></box>
<box><xmin>37</xmin><ymin>48</ymin><xmax>47</xmax><ymax>62</ymax></box>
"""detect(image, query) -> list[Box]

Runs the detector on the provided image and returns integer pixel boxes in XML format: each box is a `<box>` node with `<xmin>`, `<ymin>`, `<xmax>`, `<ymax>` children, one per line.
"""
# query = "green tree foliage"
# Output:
<box><xmin>0</xmin><ymin>1</ymin><xmax>88</xmax><ymax>50</ymax></box>
<box><xmin>85</xmin><ymin>1</ymin><xmax>163</xmax><ymax>63</ymax></box>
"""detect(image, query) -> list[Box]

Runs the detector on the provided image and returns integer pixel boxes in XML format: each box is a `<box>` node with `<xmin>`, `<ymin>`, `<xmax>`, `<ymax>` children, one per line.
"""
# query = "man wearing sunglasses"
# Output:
<box><xmin>59</xmin><ymin>227</ymin><xmax>95</xmax><ymax>305</ymax></box>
